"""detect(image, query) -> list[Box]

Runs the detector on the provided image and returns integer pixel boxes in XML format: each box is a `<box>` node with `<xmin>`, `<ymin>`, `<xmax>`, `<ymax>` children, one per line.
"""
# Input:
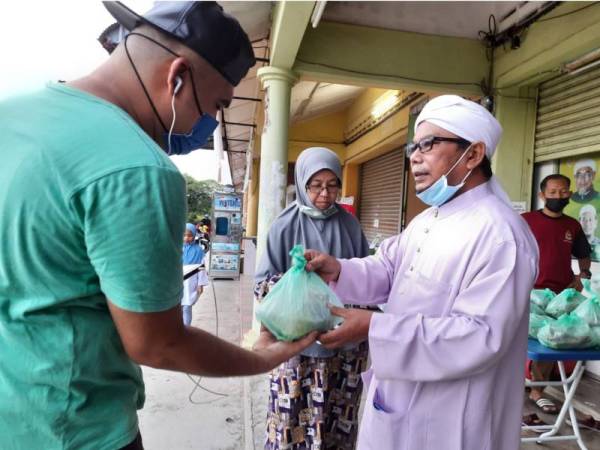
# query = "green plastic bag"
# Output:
<box><xmin>528</xmin><ymin>313</ymin><xmax>555</xmax><ymax>339</ymax></box>
<box><xmin>545</xmin><ymin>288</ymin><xmax>586</xmax><ymax>318</ymax></box>
<box><xmin>255</xmin><ymin>245</ymin><xmax>344</xmax><ymax>341</ymax></box>
<box><xmin>538</xmin><ymin>313</ymin><xmax>593</xmax><ymax>350</ymax></box>
<box><xmin>590</xmin><ymin>326</ymin><xmax>600</xmax><ymax>348</ymax></box>
<box><xmin>581</xmin><ymin>279</ymin><xmax>597</xmax><ymax>299</ymax></box>
<box><xmin>530</xmin><ymin>288</ymin><xmax>556</xmax><ymax>310</ymax></box>
<box><xmin>530</xmin><ymin>302</ymin><xmax>546</xmax><ymax>316</ymax></box>
<box><xmin>573</xmin><ymin>295</ymin><xmax>600</xmax><ymax>327</ymax></box>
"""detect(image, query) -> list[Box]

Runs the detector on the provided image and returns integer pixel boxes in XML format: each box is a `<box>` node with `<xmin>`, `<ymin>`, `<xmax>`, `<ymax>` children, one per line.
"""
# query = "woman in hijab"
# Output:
<box><xmin>181</xmin><ymin>223</ymin><xmax>208</xmax><ymax>326</ymax></box>
<box><xmin>254</xmin><ymin>147</ymin><xmax>370</xmax><ymax>450</ymax></box>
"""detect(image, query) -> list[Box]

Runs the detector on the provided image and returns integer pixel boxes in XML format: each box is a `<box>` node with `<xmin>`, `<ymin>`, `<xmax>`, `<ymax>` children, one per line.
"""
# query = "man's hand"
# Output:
<box><xmin>107</xmin><ymin>301</ymin><xmax>318</xmax><ymax>377</ymax></box>
<box><xmin>305</xmin><ymin>250</ymin><xmax>341</xmax><ymax>283</ymax></box>
<box><xmin>318</xmin><ymin>306</ymin><xmax>374</xmax><ymax>349</ymax></box>
<box><xmin>253</xmin><ymin>328</ymin><xmax>277</xmax><ymax>351</ymax></box>
<box><xmin>568</xmin><ymin>275</ymin><xmax>584</xmax><ymax>292</ymax></box>
<box><xmin>253</xmin><ymin>331</ymin><xmax>319</xmax><ymax>371</ymax></box>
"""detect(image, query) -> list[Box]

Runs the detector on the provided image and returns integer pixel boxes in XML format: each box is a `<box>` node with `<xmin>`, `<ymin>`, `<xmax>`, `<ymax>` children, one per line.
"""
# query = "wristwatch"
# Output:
<box><xmin>580</xmin><ymin>269</ymin><xmax>592</xmax><ymax>279</ymax></box>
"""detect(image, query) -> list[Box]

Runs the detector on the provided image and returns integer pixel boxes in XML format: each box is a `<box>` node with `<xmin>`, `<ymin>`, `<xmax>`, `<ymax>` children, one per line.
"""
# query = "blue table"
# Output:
<box><xmin>522</xmin><ymin>338</ymin><xmax>600</xmax><ymax>450</ymax></box>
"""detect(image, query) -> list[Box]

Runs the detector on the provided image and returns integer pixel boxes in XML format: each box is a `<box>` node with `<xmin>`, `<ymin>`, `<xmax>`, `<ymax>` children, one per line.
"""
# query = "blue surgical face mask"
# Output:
<box><xmin>416</xmin><ymin>147</ymin><xmax>473</xmax><ymax>207</ymax></box>
<box><xmin>122</xmin><ymin>32</ymin><xmax>220</xmax><ymax>155</ymax></box>
<box><xmin>165</xmin><ymin>102</ymin><xmax>219</xmax><ymax>155</ymax></box>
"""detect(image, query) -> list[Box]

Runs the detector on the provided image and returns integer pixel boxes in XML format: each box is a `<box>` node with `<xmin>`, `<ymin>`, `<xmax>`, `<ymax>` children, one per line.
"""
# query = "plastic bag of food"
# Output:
<box><xmin>545</xmin><ymin>288</ymin><xmax>586</xmax><ymax>318</ymax></box>
<box><xmin>590</xmin><ymin>326</ymin><xmax>600</xmax><ymax>348</ymax></box>
<box><xmin>530</xmin><ymin>302</ymin><xmax>546</xmax><ymax>316</ymax></box>
<box><xmin>538</xmin><ymin>313</ymin><xmax>593</xmax><ymax>350</ymax></box>
<box><xmin>581</xmin><ymin>278</ymin><xmax>599</xmax><ymax>299</ymax></box>
<box><xmin>530</xmin><ymin>288</ymin><xmax>556</xmax><ymax>310</ymax></box>
<box><xmin>255</xmin><ymin>245</ymin><xmax>343</xmax><ymax>341</ymax></box>
<box><xmin>573</xmin><ymin>295</ymin><xmax>600</xmax><ymax>327</ymax></box>
<box><xmin>528</xmin><ymin>313</ymin><xmax>555</xmax><ymax>339</ymax></box>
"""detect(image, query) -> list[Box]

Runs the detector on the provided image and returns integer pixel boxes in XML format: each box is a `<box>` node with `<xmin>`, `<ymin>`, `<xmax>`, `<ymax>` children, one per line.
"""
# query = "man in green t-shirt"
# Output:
<box><xmin>0</xmin><ymin>3</ymin><xmax>315</xmax><ymax>450</ymax></box>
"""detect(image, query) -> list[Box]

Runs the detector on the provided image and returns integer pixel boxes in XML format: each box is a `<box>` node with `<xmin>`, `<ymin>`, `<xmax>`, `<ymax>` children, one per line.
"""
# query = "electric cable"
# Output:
<box><xmin>186</xmin><ymin>278</ymin><xmax>230</xmax><ymax>404</ymax></box>
<box><xmin>537</xmin><ymin>2</ymin><xmax>599</xmax><ymax>23</ymax></box>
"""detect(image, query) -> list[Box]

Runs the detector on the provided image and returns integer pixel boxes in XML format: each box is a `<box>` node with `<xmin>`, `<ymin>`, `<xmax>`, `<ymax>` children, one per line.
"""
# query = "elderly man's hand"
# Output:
<box><xmin>304</xmin><ymin>250</ymin><xmax>341</xmax><ymax>283</ymax></box>
<box><xmin>318</xmin><ymin>306</ymin><xmax>374</xmax><ymax>349</ymax></box>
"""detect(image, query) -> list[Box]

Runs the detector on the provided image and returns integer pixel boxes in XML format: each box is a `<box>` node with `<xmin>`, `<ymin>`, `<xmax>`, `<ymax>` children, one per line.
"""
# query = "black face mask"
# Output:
<box><xmin>545</xmin><ymin>197</ymin><xmax>570</xmax><ymax>213</ymax></box>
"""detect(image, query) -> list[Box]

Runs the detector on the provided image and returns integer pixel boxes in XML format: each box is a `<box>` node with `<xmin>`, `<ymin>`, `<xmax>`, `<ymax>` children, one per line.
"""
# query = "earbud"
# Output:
<box><xmin>174</xmin><ymin>76</ymin><xmax>183</xmax><ymax>95</ymax></box>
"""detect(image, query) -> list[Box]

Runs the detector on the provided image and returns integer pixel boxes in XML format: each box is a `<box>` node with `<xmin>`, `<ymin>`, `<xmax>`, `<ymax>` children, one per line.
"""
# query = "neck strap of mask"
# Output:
<box><xmin>446</xmin><ymin>145</ymin><xmax>475</xmax><ymax>185</ymax></box>
<box><xmin>123</xmin><ymin>32</ymin><xmax>205</xmax><ymax>133</ymax></box>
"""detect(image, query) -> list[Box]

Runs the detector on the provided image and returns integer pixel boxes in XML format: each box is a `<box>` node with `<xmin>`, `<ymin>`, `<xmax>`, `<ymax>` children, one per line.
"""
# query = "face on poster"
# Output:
<box><xmin>560</xmin><ymin>155</ymin><xmax>600</xmax><ymax>261</ymax></box>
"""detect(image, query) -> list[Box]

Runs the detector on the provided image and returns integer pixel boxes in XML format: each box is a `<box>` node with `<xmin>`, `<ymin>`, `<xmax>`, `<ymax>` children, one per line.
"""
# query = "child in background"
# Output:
<box><xmin>182</xmin><ymin>223</ymin><xmax>209</xmax><ymax>325</ymax></box>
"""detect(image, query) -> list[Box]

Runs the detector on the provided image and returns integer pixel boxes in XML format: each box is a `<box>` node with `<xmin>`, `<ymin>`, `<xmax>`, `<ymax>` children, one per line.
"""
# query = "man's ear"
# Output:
<box><xmin>466</xmin><ymin>142</ymin><xmax>486</xmax><ymax>170</ymax></box>
<box><xmin>538</xmin><ymin>191</ymin><xmax>546</xmax><ymax>202</ymax></box>
<box><xmin>167</xmin><ymin>56</ymin><xmax>190</xmax><ymax>95</ymax></box>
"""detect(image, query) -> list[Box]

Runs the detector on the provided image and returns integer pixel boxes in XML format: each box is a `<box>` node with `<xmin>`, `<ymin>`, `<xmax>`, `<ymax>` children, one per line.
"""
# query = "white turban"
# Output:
<box><xmin>414</xmin><ymin>95</ymin><xmax>511</xmax><ymax>206</ymax></box>
<box><xmin>415</xmin><ymin>95</ymin><xmax>502</xmax><ymax>159</ymax></box>
<box><xmin>580</xmin><ymin>204</ymin><xmax>598</xmax><ymax>218</ymax></box>
<box><xmin>574</xmin><ymin>159</ymin><xmax>596</xmax><ymax>174</ymax></box>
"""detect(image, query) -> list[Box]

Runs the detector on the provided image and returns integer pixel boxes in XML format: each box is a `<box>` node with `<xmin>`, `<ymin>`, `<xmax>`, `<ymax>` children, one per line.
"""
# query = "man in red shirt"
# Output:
<box><xmin>522</xmin><ymin>174</ymin><xmax>591</xmax><ymax>414</ymax></box>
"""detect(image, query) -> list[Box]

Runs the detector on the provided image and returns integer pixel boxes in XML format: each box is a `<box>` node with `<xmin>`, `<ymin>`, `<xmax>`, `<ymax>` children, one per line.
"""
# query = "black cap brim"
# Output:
<box><xmin>103</xmin><ymin>1</ymin><xmax>150</xmax><ymax>31</ymax></box>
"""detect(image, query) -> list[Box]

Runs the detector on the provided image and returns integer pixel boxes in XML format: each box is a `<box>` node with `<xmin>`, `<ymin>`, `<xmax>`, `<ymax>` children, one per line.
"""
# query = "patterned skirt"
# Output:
<box><xmin>264</xmin><ymin>342</ymin><xmax>368</xmax><ymax>450</ymax></box>
<box><xmin>255</xmin><ymin>275</ymin><xmax>370</xmax><ymax>450</ymax></box>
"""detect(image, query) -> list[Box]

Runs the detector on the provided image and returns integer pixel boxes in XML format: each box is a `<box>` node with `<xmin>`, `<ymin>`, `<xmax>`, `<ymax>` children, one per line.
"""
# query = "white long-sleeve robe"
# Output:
<box><xmin>333</xmin><ymin>181</ymin><xmax>539</xmax><ymax>450</ymax></box>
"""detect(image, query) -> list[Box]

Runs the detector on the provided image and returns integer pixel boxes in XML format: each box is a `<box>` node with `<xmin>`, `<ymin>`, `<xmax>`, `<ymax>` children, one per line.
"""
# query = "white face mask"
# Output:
<box><xmin>416</xmin><ymin>147</ymin><xmax>473</xmax><ymax>207</ymax></box>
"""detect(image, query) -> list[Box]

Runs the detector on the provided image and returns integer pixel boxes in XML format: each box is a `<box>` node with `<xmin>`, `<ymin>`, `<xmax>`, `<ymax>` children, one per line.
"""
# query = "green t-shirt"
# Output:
<box><xmin>0</xmin><ymin>84</ymin><xmax>186</xmax><ymax>450</ymax></box>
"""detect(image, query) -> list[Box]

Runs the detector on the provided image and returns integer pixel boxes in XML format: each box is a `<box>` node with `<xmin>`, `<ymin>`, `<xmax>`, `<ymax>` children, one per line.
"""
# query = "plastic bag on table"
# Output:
<box><xmin>530</xmin><ymin>288</ymin><xmax>556</xmax><ymax>310</ymax></box>
<box><xmin>255</xmin><ymin>245</ymin><xmax>343</xmax><ymax>341</ymax></box>
<box><xmin>545</xmin><ymin>288</ymin><xmax>586</xmax><ymax>318</ymax></box>
<box><xmin>581</xmin><ymin>278</ymin><xmax>598</xmax><ymax>299</ymax></box>
<box><xmin>537</xmin><ymin>313</ymin><xmax>593</xmax><ymax>350</ymax></box>
<box><xmin>590</xmin><ymin>326</ymin><xmax>600</xmax><ymax>348</ymax></box>
<box><xmin>573</xmin><ymin>295</ymin><xmax>600</xmax><ymax>327</ymax></box>
<box><xmin>530</xmin><ymin>302</ymin><xmax>546</xmax><ymax>316</ymax></box>
<box><xmin>528</xmin><ymin>313</ymin><xmax>555</xmax><ymax>339</ymax></box>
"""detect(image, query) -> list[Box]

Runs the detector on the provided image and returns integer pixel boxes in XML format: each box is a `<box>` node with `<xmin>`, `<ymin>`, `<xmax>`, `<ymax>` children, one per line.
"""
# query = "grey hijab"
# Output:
<box><xmin>255</xmin><ymin>147</ymin><xmax>370</xmax><ymax>283</ymax></box>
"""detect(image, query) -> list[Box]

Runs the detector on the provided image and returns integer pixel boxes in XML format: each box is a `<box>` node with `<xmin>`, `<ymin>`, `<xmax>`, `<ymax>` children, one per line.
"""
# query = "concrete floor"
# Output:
<box><xmin>136</xmin><ymin>274</ymin><xmax>600</xmax><ymax>450</ymax></box>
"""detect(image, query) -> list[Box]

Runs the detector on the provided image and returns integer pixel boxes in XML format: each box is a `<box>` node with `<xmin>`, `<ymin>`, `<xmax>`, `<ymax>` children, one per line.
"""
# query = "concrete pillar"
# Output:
<box><xmin>255</xmin><ymin>66</ymin><xmax>297</xmax><ymax>263</ymax></box>
<box><xmin>245</xmin><ymin>158</ymin><xmax>260</xmax><ymax>237</ymax></box>
<box><xmin>493</xmin><ymin>88</ymin><xmax>538</xmax><ymax>205</ymax></box>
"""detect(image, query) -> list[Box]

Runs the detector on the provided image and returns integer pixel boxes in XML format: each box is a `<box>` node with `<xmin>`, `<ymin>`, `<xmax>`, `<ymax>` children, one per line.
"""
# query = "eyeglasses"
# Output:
<box><xmin>306</xmin><ymin>183</ymin><xmax>340</xmax><ymax>194</ymax></box>
<box><xmin>575</xmin><ymin>171</ymin><xmax>594</xmax><ymax>179</ymax></box>
<box><xmin>405</xmin><ymin>136</ymin><xmax>471</xmax><ymax>158</ymax></box>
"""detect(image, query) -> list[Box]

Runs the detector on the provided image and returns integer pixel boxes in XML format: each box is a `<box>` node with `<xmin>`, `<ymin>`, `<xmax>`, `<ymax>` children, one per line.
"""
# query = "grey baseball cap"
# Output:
<box><xmin>99</xmin><ymin>1</ymin><xmax>255</xmax><ymax>86</ymax></box>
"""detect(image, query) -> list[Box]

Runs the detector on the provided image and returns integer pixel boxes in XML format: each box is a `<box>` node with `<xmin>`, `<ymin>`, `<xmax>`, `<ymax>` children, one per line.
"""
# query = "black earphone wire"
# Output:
<box><xmin>123</xmin><ymin>32</ymin><xmax>207</xmax><ymax>134</ymax></box>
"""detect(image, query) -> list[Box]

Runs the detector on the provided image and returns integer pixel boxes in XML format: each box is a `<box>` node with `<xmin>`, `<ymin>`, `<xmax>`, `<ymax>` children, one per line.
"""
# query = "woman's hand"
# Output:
<box><xmin>304</xmin><ymin>250</ymin><xmax>341</xmax><ymax>283</ymax></box>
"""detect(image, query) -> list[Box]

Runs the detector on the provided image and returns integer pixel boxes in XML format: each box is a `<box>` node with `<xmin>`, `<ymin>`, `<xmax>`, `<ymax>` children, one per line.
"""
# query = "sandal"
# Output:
<box><xmin>567</xmin><ymin>416</ymin><xmax>600</xmax><ymax>432</ymax></box>
<box><xmin>522</xmin><ymin>413</ymin><xmax>545</xmax><ymax>426</ymax></box>
<box><xmin>534</xmin><ymin>397</ymin><xmax>559</xmax><ymax>414</ymax></box>
<box><xmin>522</xmin><ymin>413</ymin><xmax>547</xmax><ymax>434</ymax></box>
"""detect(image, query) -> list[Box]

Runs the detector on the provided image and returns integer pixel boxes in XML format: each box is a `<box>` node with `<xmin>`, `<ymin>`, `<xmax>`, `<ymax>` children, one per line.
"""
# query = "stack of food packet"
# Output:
<box><xmin>529</xmin><ymin>285</ymin><xmax>600</xmax><ymax>350</ymax></box>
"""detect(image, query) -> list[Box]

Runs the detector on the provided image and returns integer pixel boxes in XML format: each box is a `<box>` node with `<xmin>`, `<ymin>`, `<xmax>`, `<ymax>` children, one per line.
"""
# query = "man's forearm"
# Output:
<box><xmin>578</xmin><ymin>257</ymin><xmax>591</xmax><ymax>273</ymax></box>
<box><xmin>145</xmin><ymin>326</ymin><xmax>267</xmax><ymax>376</ymax></box>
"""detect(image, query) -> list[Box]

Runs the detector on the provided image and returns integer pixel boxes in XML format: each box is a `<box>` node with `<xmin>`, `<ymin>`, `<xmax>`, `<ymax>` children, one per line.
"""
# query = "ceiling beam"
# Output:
<box><xmin>293</xmin><ymin>21</ymin><xmax>488</xmax><ymax>96</ymax></box>
<box><xmin>270</xmin><ymin>1</ymin><xmax>316</xmax><ymax>69</ymax></box>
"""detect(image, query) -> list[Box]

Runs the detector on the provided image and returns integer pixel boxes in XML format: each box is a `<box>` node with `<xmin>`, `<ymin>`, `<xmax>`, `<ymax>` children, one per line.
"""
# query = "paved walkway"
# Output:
<box><xmin>138</xmin><ymin>276</ymin><xmax>261</xmax><ymax>450</ymax></box>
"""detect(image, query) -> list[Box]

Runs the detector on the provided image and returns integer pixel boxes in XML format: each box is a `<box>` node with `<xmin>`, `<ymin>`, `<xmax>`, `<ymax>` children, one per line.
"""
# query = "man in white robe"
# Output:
<box><xmin>307</xmin><ymin>95</ymin><xmax>539</xmax><ymax>450</ymax></box>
